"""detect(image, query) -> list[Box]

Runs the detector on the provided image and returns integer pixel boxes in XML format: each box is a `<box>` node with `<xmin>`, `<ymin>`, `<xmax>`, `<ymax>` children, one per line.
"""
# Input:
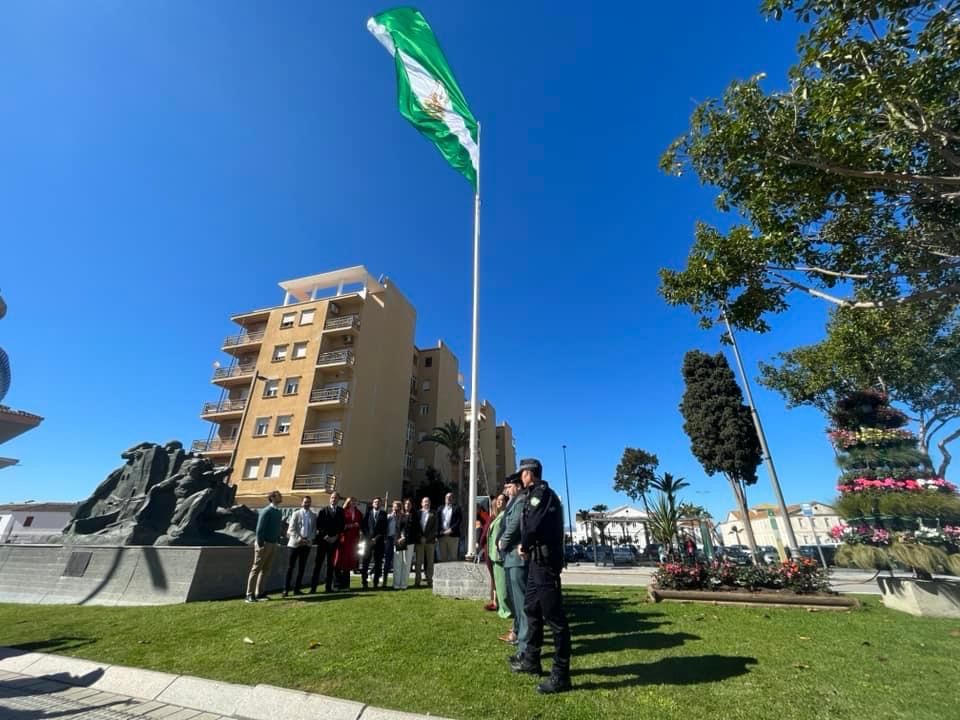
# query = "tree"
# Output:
<box><xmin>416</xmin><ymin>466</ymin><xmax>451</xmax><ymax>511</ymax></box>
<box><xmin>677</xmin><ymin>502</ymin><xmax>710</xmax><ymax>519</ymax></box>
<box><xmin>650</xmin><ymin>473</ymin><xmax>689</xmax><ymax>549</ymax></box>
<box><xmin>760</xmin><ymin>301</ymin><xmax>960</xmax><ymax>476</ymax></box>
<box><xmin>680</xmin><ymin>350</ymin><xmax>763</xmax><ymax>558</ymax></box>
<box><xmin>421</xmin><ymin>419</ymin><xmax>469</xmax><ymax>507</ymax></box>
<box><xmin>659</xmin><ymin>0</ymin><xmax>960</xmax><ymax>333</ymax></box>
<box><xmin>590</xmin><ymin>503</ymin><xmax>611</xmax><ymax>545</ymax></box>
<box><xmin>647</xmin><ymin>494</ymin><xmax>680</xmax><ymax>552</ymax></box>
<box><xmin>613</xmin><ymin>447</ymin><xmax>659</xmax><ymax>515</ymax></box>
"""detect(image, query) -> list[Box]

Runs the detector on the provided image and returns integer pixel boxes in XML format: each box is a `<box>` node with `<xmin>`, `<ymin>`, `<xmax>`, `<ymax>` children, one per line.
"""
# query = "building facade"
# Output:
<box><xmin>0</xmin><ymin>502</ymin><xmax>76</xmax><ymax>543</ymax></box>
<box><xmin>494</xmin><ymin>421</ymin><xmax>517</xmax><ymax>489</ymax></box>
<box><xmin>574</xmin><ymin>505</ymin><xmax>650</xmax><ymax>546</ymax></box>
<box><xmin>195</xmin><ymin>267</ymin><xmax>416</xmax><ymax>506</ymax></box>
<box><xmin>717</xmin><ymin>502</ymin><xmax>841</xmax><ymax>548</ymax></box>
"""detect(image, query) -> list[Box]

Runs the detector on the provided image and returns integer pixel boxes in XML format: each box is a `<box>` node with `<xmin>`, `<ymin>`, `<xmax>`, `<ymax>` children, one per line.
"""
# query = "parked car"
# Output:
<box><xmin>642</xmin><ymin>543</ymin><xmax>664</xmax><ymax>561</ymax></box>
<box><xmin>717</xmin><ymin>545</ymin><xmax>753</xmax><ymax>566</ymax></box>
<box><xmin>612</xmin><ymin>546</ymin><xmax>636</xmax><ymax>565</ymax></box>
<box><xmin>796</xmin><ymin>544</ymin><xmax>837</xmax><ymax>566</ymax></box>
<box><xmin>564</xmin><ymin>545</ymin><xmax>580</xmax><ymax>563</ymax></box>
<box><xmin>591</xmin><ymin>545</ymin><xmax>614</xmax><ymax>564</ymax></box>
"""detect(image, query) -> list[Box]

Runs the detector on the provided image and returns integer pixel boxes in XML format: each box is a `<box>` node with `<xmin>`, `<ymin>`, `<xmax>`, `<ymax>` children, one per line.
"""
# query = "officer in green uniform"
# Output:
<box><xmin>508</xmin><ymin>458</ymin><xmax>572</xmax><ymax>694</ymax></box>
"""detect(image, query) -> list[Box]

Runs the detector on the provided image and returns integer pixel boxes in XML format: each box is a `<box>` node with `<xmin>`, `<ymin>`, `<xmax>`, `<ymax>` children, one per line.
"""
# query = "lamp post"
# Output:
<box><xmin>561</xmin><ymin>445</ymin><xmax>574</xmax><ymax>551</ymax></box>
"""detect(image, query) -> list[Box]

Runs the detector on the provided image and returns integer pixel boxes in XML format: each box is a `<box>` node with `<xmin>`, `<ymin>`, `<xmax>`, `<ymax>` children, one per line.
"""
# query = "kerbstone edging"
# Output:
<box><xmin>0</xmin><ymin>649</ymin><xmax>46</xmax><ymax>674</ymax></box>
<box><xmin>240</xmin><ymin>684</ymin><xmax>365</xmax><ymax>720</ymax></box>
<box><xmin>92</xmin><ymin>665</ymin><xmax>179</xmax><ymax>699</ymax></box>
<box><xmin>156</xmin><ymin>675</ymin><xmax>254</xmax><ymax>716</ymax></box>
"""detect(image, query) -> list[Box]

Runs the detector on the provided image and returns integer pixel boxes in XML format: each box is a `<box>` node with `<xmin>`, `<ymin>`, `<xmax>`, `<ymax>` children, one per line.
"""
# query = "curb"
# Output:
<box><xmin>0</xmin><ymin>647</ymin><xmax>451</xmax><ymax>720</ymax></box>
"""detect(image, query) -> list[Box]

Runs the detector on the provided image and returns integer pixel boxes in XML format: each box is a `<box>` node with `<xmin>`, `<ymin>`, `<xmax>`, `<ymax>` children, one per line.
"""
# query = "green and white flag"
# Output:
<box><xmin>367</xmin><ymin>7</ymin><xmax>479</xmax><ymax>189</ymax></box>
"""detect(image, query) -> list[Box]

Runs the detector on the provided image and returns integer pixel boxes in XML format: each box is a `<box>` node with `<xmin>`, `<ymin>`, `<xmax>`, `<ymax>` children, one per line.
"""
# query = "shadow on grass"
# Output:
<box><xmin>573</xmin><ymin>654</ymin><xmax>758</xmax><ymax>690</ymax></box>
<box><xmin>565</xmin><ymin>590</ymin><xmax>684</xmax><ymax>656</ymax></box>
<box><xmin>5</xmin><ymin>637</ymin><xmax>96</xmax><ymax>654</ymax></box>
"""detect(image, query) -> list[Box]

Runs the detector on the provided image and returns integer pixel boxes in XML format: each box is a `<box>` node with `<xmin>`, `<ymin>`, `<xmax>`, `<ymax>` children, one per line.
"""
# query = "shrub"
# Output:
<box><xmin>653</xmin><ymin>559</ymin><xmax>830</xmax><ymax>594</ymax></box>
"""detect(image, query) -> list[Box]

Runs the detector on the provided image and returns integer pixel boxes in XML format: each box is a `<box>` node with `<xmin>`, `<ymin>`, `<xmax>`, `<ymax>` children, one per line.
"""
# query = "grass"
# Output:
<box><xmin>2</xmin><ymin>584</ymin><xmax>959</xmax><ymax>720</ymax></box>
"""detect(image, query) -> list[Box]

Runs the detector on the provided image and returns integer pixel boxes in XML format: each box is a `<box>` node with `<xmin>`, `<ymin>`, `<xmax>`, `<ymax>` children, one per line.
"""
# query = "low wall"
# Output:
<box><xmin>0</xmin><ymin>544</ymin><xmax>290</xmax><ymax>606</ymax></box>
<box><xmin>877</xmin><ymin>576</ymin><xmax>960</xmax><ymax>619</ymax></box>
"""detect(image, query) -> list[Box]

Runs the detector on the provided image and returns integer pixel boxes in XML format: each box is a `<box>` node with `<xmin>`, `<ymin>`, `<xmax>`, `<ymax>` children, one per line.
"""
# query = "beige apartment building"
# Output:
<box><xmin>193</xmin><ymin>267</ymin><xmax>416</xmax><ymax>506</ymax></box>
<box><xmin>495</xmin><ymin>422</ymin><xmax>517</xmax><ymax>488</ymax></box>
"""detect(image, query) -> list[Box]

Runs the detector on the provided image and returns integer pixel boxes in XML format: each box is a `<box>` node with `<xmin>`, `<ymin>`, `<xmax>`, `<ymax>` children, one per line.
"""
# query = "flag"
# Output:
<box><xmin>367</xmin><ymin>7</ymin><xmax>479</xmax><ymax>188</ymax></box>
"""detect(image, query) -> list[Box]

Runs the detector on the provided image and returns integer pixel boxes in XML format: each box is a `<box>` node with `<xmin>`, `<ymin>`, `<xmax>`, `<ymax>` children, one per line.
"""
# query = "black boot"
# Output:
<box><xmin>509</xmin><ymin>655</ymin><xmax>543</xmax><ymax>676</ymax></box>
<box><xmin>537</xmin><ymin>669</ymin><xmax>571</xmax><ymax>694</ymax></box>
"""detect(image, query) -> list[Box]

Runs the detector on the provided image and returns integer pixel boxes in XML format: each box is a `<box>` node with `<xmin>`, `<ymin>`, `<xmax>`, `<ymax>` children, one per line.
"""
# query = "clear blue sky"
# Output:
<box><xmin>2</xmin><ymin>2</ymin><xmax>856</xmax><ymax>521</ymax></box>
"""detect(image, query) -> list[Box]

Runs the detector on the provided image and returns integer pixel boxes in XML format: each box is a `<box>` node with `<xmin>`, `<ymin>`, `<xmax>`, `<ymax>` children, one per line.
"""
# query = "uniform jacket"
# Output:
<box><xmin>520</xmin><ymin>479</ymin><xmax>564</xmax><ymax>569</ymax></box>
<box><xmin>497</xmin><ymin>492</ymin><xmax>527</xmax><ymax>569</ymax></box>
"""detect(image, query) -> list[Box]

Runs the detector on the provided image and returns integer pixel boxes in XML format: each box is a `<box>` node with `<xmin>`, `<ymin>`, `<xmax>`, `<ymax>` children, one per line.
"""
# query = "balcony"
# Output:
<box><xmin>191</xmin><ymin>438</ymin><xmax>235</xmax><ymax>454</ymax></box>
<box><xmin>292</xmin><ymin>473</ymin><xmax>338</xmax><ymax>492</ymax></box>
<box><xmin>301</xmin><ymin>428</ymin><xmax>344</xmax><ymax>447</ymax></box>
<box><xmin>222</xmin><ymin>330</ymin><xmax>265</xmax><ymax>353</ymax></box>
<box><xmin>200</xmin><ymin>399</ymin><xmax>247</xmax><ymax>418</ymax></box>
<box><xmin>323</xmin><ymin>314</ymin><xmax>360</xmax><ymax>333</ymax></box>
<box><xmin>309</xmin><ymin>387</ymin><xmax>350</xmax><ymax>406</ymax></box>
<box><xmin>212</xmin><ymin>364</ymin><xmax>256</xmax><ymax>385</ymax></box>
<box><xmin>315</xmin><ymin>350</ymin><xmax>354</xmax><ymax>369</ymax></box>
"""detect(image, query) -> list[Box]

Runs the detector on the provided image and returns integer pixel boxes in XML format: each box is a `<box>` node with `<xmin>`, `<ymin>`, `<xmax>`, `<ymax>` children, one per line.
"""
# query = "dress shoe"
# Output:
<box><xmin>484</xmin><ymin>602</ymin><xmax>498</xmax><ymax>612</ymax></box>
<box><xmin>282</xmin><ymin>591</ymin><xmax>289</xmax><ymax>598</ymax></box>
<box><xmin>498</xmin><ymin>631</ymin><xmax>518</xmax><ymax>643</ymax></box>
<box><xmin>245</xmin><ymin>595</ymin><xmax>256</xmax><ymax>603</ymax></box>
<box><xmin>536</xmin><ymin>673</ymin><xmax>572</xmax><ymax>694</ymax></box>
<box><xmin>508</xmin><ymin>657</ymin><xmax>543</xmax><ymax>676</ymax></box>
<box><xmin>293</xmin><ymin>589</ymin><xmax>304</xmax><ymax>596</ymax></box>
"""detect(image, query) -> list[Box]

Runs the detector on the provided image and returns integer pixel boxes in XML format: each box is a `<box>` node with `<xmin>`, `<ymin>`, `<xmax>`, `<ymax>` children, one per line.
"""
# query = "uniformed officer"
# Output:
<box><xmin>508</xmin><ymin>458</ymin><xmax>572</xmax><ymax>694</ymax></box>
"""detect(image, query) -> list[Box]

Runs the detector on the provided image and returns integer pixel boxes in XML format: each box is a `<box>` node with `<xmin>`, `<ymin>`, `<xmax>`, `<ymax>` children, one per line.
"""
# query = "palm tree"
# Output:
<box><xmin>421</xmin><ymin>419</ymin><xmax>469</xmax><ymax>507</ymax></box>
<box><xmin>590</xmin><ymin>503</ymin><xmax>611</xmax><ymax>545</ymax></box>
<box><xmin>650</xmin><ymin>473</ymin><xmax>689</xmax><ymax>551</ymax></box>
<box><xmin>647</xmin><ymin>493</ymin><xmax>681</xmax><ymax>552</ymax></box>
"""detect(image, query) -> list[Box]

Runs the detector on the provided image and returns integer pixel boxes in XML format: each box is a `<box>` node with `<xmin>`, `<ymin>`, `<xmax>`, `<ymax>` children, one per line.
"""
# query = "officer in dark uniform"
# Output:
<box><xmin>508</xmin><ymin>458</ymin><xmax>572</xmax><ymax>694</ymax></box>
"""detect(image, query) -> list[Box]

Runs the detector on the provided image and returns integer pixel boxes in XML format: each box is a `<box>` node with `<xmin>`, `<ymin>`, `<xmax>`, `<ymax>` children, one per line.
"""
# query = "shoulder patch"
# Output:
<box><xmin>530</xmin><ymin>497</ymin><xmax>541</xmax><ymax>507</ymax></box>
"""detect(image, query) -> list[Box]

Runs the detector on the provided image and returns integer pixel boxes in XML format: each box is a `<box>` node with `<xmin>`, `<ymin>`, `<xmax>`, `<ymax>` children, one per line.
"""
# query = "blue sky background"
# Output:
<box><xmin>2</xmin><ymin>2</ymin><xmax>860</xmax><ymax>522</ymax></box>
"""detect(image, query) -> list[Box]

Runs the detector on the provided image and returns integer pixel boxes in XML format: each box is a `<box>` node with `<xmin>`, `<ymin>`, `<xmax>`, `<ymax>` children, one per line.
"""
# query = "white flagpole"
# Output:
<box><xmin>466</xmin><ymin>122</ymin><xmax>481</xmax><ymax>559</ymax></box>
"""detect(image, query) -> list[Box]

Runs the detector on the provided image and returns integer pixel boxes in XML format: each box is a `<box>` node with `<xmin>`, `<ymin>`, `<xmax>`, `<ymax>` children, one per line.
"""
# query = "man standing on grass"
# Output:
<box><xmin>311</xmin><ymin>491</ymin><xmax>344</xmax><ymax>593</ymax></box>
<box><xmin>361</xmin><ymin>496</ymin><xmax>388</xmax><ymax>589</ymax></box>
<box><xmin>438</xmin><ymin>492</ymin><xmax>462</xmax><ymax>562</ymax></box>
<box><xmin>283</xmin><ymin>495</ymin><xmax>316</xmax><ymax>597</ymax></box>
<box><xmin>413</xmin><ymin>496</ymin><xmax>438</xmax><ymax>587</ymax></box>
<box><xmin>510</xmin><ymin>458</ymin><xmax>572</xmax><ymax>694</ymax></box>
<box><xmin>498</xmin><ymin>473</ymin><xmax>528</xmax><ymax>650</ymax></box>
<box><xmin>245</xmin><ymin>490</ymin><xmax>283</xmax><ymax>603</ymax></box>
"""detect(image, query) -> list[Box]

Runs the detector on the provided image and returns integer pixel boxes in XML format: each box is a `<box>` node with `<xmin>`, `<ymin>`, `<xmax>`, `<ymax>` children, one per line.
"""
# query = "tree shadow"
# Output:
<box><xmin>4</xmin><ymin>638</ymin><xmax>95</xmax><ymax>654</ymax></box>
<box><xmin>563</xmin><ymin>590</ymin><xmax>681</xmax><ymax>656</ymax></box>
<box><xmin>573</xmin><ymin>630</ymin><xmax>701</xmax><ymax>656</ymax></box>
<box><xmin>573</xmin><ymin>654</ymin><xmax>758</xmax><ymax>690</ymax></box>
<box><xmin>0</xmin><ymin>667</ymin><xmax>104</xmax><ymax>698</ymax></box>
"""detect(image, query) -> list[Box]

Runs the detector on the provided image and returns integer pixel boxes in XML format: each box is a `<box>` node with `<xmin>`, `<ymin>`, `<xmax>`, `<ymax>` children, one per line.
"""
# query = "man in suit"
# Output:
<box><xmin>311</xmin><ymin>491</ymin><xmax>344</xmax><ymax>593</ymax></box>
<box><xmin>437</xmin><ymin>492</ymin><xmax>463</xmax><ymax>562</ymax></box>
<box><xmin>361</xmin><ymin>496</ymin><xmax>388</xmax><ymax>589</ymax></box>
<box><xmin>284</xmin><ymin>495</ymin><xmax>317</xmax><ymax>597</ymax></box>
<box><xmin>412</xmin><ymin>495</ymin><xmax>438</xmax><ymax>587</ymax></box>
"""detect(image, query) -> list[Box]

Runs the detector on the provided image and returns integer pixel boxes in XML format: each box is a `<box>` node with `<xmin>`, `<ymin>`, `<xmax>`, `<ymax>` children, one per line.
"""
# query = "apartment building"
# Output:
<box><xmin>463</xmin><ymin>400</ymin><xmax>499</xmax><ymax>496</ymax></box>
<box><xmin>194</xmin><ymin>267</ymin><xmax>416</xmax><ymax>506</ymax></box>
<box><xmin>717</xmin><ymin>502</ymin><xmax>841</xmax><ymax>547</ymax></box>
<box><xmin>495</xmin><ymin>421</ymin><xmax>517</xmax><ymax>489</ymax></box>
<box><xmin>406</xmin><ymin>341</ymin><xmax>465</xmax><ymax>488</ymax></box>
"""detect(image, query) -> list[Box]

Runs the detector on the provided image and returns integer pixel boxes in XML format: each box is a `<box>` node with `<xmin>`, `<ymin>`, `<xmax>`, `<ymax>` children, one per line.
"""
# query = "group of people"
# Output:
<box><xmin>244</xmin><ymin>490</ymin><xmax>465</xmax><ymax>601</ymax></box>
<box><xmin>243</xmin><ymin>457</ymin><xmax>571</xmax><ymax>695</ymax></box>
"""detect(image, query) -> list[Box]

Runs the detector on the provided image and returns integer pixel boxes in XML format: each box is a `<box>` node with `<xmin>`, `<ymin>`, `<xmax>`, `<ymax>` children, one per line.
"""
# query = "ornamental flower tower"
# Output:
<box><xmin>0</xmin><ymin>292</ymin><xmax>44</xmax><ymax>470</ymax></box>
<box><xmin>829</xmin><ymin>390</ymin><xmax>960</xmax><ymax>578</ymax></box>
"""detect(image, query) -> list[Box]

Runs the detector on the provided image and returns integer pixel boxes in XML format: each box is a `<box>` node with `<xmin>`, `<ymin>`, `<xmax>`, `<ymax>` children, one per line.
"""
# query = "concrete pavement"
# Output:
<box><xmin>0</xmin><ymin>648</ymin><xmax>448</xmax><ymax>720</ymax></box>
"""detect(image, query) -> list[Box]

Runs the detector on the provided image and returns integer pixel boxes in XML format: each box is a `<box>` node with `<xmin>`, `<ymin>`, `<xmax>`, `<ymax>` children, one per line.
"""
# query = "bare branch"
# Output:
<box><xmin>768</xmin><ymin>265</ymin><xmax>870</xmax><ymax>280</ymax></box>
<box><xmin>768</xmin><ymin>272</ymin><xmax>960</xmax><ymax>310</ymax></box>
<box><xmin>778</xmin><ymin>156</ymin><xmax>960</xmax><ymax>186</ymax></box>
<box><xmin>936</xmin><ymin>427</ymin><xmax>960</xmax><ymax>479</ymax></box>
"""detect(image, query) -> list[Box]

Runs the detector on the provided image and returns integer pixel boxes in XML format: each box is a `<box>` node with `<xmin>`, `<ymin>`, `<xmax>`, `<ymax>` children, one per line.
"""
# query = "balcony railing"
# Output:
<box><xmin>191</xmin><ymin>438</ymin><xmax>236</xmax><ymax>453</ymax></box>
<box><xmin>301</xmin><ymin>428</ymin><xmax>344</xmax><ymax>446</ymax></box>
<box><xmin>309</xmin><ymin>387</ymin><xmax>350</xmax><ymax>404</ymax></box>
<box><xmin>212</xmin><ymin>365</ymin><xmax>256</xmax><ymax>381</ymax></box>
<box><xmin>222</xmin><ymin>330</ymin><xmax>265</xmax><ymax>348</ymax></box>
<box><xmin>292</xmin><ymin>474</ymin><xmax>338</xmax><ymax>491</ymax></box>
<box><xmin>201</xmin><ymin>399</ymin><xmax>247</xmax><ymax>415</ymax></box>
<box><xmin>316</xmin><ymin>350</ymin><xmax>354</xmax><ymax>367</ymax></box>
<box><xmin>324</xmin><ymin>314</ymin><xmax>360</xmax><ymax>331</ymax></box>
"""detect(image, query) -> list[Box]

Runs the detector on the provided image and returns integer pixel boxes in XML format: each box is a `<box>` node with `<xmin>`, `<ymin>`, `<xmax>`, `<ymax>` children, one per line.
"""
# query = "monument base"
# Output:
<box><xmin>0</xmin><ymin>544</ymin><xmax>288</xmax><ymax>606</ymax></box>
<box><xmin>432</xmin><ymin>560</ymin><xmax>489</xmax><ymax>600</ymax></box>
<box><xmin>877</xmin><ymin>576</ymin><xmax>960</xmax><ymax>619</ymax></box>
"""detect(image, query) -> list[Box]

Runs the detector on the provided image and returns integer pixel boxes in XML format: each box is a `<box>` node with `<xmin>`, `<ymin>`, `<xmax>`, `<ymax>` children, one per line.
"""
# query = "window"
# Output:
<box><xmin>300</xmin><ymin>309</ymin><xmax>315</xmax><ymax>326</ymax></box>
<box><xmin>275</xmin><ymin>415</ymin><xmax>292</xmax><ymax>435</ymax></box>
<box><xmin>272</xmin><ymin>345</ymin><xmax>288</xmax><ymax>362</ymax></box>
<box><xmin>424</xmin><ymin>357</ymin><xmax>433</xmax><ymax>368</ymax></box>
<box><xmin>253</xmin><ymin>417</ymin><xmax>271</xmax><ymax>437</ymax></box>
<box><xmin>242</xmin><ymin>458</ymin><xmax>261</xmax><ymax>480</ymax></box>
<box><xmin>292</xmin><ymin>341</ymin><xmax>308</xmax><ymax>360</ymax></box>
<box><xmin>415</xmin><ymin>457</ymin><xmax>426</xmax><ymax>470</ymax></box>
<box><xmin>263</xmin><ymin>379</ymin><xmax>279</xmax><ymax>398</ymax></box>
<box><xmin>422</xmin><ymin>380</ymin><xmax>431</xmax><ymax>391</ymax></box>
<box><xmin>419</xmin><ymin>404</ymin><xmax>430</xmax><ymax>416</ymax></box>
<box><xmin>23</xmin><ymin>516</ymin><xmax>34</xmax><ymax>527</ymax></box>
<box><xmin>280</xmin><ymin>312</ymin><xmax>296</xmax><ymax>329</ymax></box>
<box><xmin>284</xmin><ymin>377</ymin><xmax>300</xmax><ymax>395</ymax></box>
<box><xmin>265</xmin><ymin>458</ymin><xmax>283</xmax><ymax>479</ymax></box>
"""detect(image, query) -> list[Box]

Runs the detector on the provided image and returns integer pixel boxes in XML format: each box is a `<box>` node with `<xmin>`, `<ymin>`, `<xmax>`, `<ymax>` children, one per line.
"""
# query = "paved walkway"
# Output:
<box><xmin>0</xmin><ymin>648</ymin><xmax>445</xmax><ymax>720</ymax></box>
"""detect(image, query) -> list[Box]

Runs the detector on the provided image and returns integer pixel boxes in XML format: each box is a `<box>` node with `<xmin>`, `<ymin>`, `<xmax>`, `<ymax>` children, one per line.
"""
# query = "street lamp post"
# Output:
<box><xmin>561</xmin><ymin>444</ymin><xmax>574</xmax><ymax>551</ymax></box>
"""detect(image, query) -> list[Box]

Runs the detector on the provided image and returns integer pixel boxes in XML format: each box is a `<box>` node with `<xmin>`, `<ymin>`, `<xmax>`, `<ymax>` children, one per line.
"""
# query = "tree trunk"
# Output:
<box><xmin>936</xmin><ymin>428</ymin><xmax>960</xmax><ymax>478</ymax></box>
<box><xmin>727</xmin><ymin>475</ymin><xmax>760</xmax><ymax>564</ymax></box>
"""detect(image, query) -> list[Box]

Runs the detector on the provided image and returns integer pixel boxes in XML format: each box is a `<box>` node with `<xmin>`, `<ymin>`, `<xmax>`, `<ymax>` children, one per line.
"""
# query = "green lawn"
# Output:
<box><xmin>2</xmin><ymin>585</ymin><xmax>958</xmax><ymax>720</ymax></box>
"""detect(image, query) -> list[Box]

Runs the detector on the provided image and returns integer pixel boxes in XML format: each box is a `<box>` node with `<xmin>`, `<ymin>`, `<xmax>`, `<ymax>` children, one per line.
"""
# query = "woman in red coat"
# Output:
<box><xmin>335</xmin><ymin>496</ymin><xmax>362</xmax><ymax>589</ymax></box>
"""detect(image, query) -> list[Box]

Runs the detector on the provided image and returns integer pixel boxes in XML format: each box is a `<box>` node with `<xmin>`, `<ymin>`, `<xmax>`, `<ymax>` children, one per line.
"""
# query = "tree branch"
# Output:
<box><xmin>936</xmin><ymin>427</ymin><xmax>960</xmax><ymax>479</ymax></box>
<box><xmin>769</xmin><ymin>272</ymin><xmax>960</xmax><ymax>309</ymax></box>
<box><xmin>768</xmin><ymin>265</ymin><xmax>870</xmax><ymax>280</ymax></box>
<box><xmin>778</xmin><ymin>155</ymin><xmax>960</xmax><ymax>186</ymax></box>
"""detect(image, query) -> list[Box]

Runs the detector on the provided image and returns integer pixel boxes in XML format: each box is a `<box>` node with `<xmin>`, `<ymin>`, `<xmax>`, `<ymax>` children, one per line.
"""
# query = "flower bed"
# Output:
<box><xmin>837</xmin><ymin>477</ymin><xmax>956</xmax><ymax>494</ymax></box>
<box><xmin>653</xmin><ymin>558</ymin><xmax>830</xmax><ymax>594</ymax></box>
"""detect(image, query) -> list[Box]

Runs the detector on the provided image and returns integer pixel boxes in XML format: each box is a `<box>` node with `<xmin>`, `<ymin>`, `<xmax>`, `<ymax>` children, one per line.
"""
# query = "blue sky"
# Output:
<box><xmin>2</xmin><ymin>2</ymin><xmax>854</xmax><ymax>521</ymax></box>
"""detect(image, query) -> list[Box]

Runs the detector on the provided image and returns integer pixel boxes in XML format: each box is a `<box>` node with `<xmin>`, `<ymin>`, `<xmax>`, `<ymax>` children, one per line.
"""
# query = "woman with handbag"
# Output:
<box><xmin>392</xmin><ymin>497</ymin><xmax>415</xmax><ymax>590</ymax></box>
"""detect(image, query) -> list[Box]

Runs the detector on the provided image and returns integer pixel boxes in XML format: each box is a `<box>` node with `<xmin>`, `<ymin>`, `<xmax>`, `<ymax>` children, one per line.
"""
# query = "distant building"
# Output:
<box><xmin>574</xmin><ymin>505</ymin><xmax>650</xmax><ymax>546</ymax></box>
<box><xmin>717</xmin><ymin>502</ymin><xmax>841</xmax><ymax>547</ymax></box>
<box><xmin>494</xmin><ymin>422</ymin><xmax>517</xmax><ymax>489</ymax></box>
<box><xmin>0</xmin><ymin>502</ymin><xmax>77</xmax><ymax>543</ymax></box>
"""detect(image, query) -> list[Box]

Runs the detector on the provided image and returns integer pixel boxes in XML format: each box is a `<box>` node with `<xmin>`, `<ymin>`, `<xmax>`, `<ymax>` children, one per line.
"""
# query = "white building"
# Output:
<box><xmin>0</xmin><ymin>502</ymin><xmax>76</xmax><ymax>543</ymax></box>
<box><xmin>717</xmin><ymin>502</ymin><xmax>841</xmax><ymax>548</ymax></box>
<box><xmin>574</xmin><ymin>504</ymin><xmax>650</xmax><ymax>546</ymax></box>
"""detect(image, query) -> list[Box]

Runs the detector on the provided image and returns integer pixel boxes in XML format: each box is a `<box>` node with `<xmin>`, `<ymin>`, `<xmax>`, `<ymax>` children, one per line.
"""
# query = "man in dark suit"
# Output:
<box><xmin>412</xmin><ymin>495</ymin><xmax>438</xmax><ymax>587</ymax></box>
<box><xmin>361</xmin><ymin>496</ymin><xmax>388</xmax><ymax>589</ymax></box>
<box><xmin>437</xmin><ymin>492</ymin><xmax>463</xmax><ymax>562</ymax></box>
<box><xmin>311</xmin><ymin>491</ymin><xmax>344</xmax><ymax>593</ymax></box>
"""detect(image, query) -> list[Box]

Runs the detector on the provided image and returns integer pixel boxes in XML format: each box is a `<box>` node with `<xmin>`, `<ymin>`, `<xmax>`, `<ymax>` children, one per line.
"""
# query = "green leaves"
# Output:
<box><xmin>612</xmin><ymin>448</ymin><xmax>659</xmax><ymax>505</ymax></box>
